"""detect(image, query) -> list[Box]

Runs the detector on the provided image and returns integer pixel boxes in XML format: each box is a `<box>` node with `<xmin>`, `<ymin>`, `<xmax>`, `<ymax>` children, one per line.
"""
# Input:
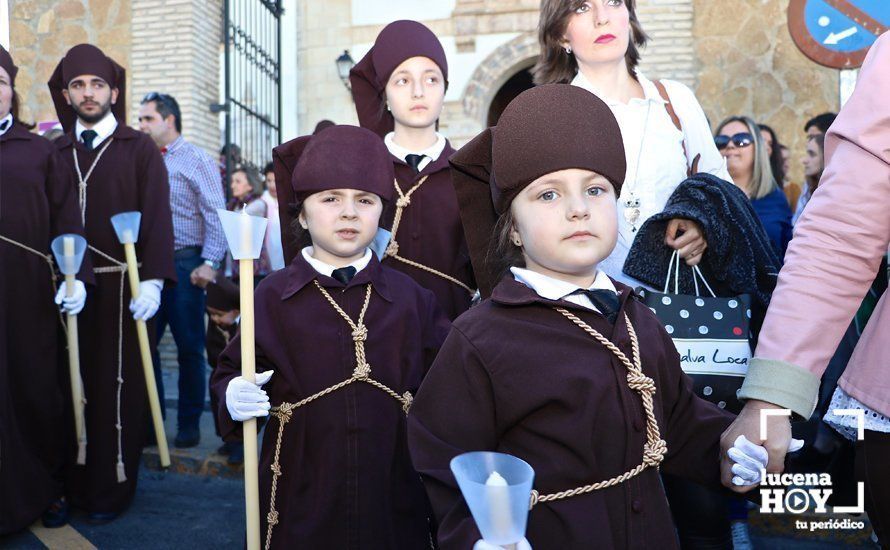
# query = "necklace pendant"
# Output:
<box><xmin>624</xmin><ymin>206</ymin><xmax>641</xmax><ymax>227</ymax></box>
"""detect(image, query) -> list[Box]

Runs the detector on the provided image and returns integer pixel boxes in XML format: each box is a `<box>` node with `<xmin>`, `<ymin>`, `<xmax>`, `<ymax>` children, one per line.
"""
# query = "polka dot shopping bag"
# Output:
<box><xmin>637</xmin><ymin>251</ymin><xmax>751</xmax><ymax>413</ymax></box>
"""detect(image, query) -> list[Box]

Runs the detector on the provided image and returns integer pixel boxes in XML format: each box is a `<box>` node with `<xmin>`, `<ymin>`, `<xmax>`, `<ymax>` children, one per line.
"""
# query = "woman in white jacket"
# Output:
<box><xmin>533</xmin><ymin>0</ymin><xmax>731</xmax><ymax>289</ymax></box>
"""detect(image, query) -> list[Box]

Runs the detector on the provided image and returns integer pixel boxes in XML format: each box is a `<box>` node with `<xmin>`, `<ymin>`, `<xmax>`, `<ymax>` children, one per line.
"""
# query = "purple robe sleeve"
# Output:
<box><xmin>657</xmin><ymin>326</ymin><xmax>735</xmax><ymax>489</ymax></box>
<box><xmin>408</xmin><ymin>325</ymin><xmax>496</xmax><ymax>549</ymax></box>
<box><xmin>134</xmin><ymin>137</ymin><xmax>176</xmax><ymax>285</ymax></box>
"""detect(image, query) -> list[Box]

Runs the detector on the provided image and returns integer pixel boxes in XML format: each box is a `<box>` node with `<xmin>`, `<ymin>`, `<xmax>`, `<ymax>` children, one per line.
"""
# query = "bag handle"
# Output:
<box><xmin>663</xmin><ymin>250</ymin><xmax>716</xmax><ymax>298</ymax></box>
<box><xmin>654</xmin><ymin>80</ymin><xmax>701</xmax><ymax>177</ymax></box>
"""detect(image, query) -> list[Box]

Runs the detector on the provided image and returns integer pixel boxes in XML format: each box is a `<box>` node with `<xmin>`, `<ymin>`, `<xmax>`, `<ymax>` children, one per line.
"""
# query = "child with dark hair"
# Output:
<box><xmin>211</xmin><ymin>125</ymin><xmax>450</xmax><ymax>548</ymax></box>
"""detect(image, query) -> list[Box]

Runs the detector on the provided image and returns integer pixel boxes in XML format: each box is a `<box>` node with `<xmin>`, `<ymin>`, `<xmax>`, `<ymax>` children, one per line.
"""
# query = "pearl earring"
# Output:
<box><xmin>565</xmin><ymin>46</ymin><xmax>572</xmax><ymax>54</ymax></box>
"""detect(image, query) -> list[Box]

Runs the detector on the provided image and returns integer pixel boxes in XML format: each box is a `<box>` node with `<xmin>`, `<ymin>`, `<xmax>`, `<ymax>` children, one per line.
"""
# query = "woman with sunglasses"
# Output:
<box><xmin>533</xmin><ymin>0</ymin><xmax>731</xmax><ymax>287</ymax></box>
<box><xmin>715</xmin><ymin>116</ymin><xmax>793</xmax><ymax>259</ymax></box>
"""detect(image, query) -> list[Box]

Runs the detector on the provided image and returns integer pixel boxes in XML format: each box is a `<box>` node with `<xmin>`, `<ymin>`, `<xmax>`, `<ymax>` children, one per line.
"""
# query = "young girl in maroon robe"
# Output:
<box><xmin>407</xmin><ymin>85</ymin><xmax>751</xmax><ymax>549</ymax></box>
<box><xmin>275</xmin><ymin>20</ymin><xmax>474</xmax><ymax>321</ymax></box>
<box><xmin>211</xmin><ymin>125</ymin><xmax>450</xmax><ymax>549</ymax></box>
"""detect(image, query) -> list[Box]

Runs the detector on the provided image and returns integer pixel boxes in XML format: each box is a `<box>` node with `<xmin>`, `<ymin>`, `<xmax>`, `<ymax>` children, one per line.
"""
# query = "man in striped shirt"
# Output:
<box><xmin>138</xmin><ymin>92</ymin><xmax>226</xmax><ymax>448</ymax></box>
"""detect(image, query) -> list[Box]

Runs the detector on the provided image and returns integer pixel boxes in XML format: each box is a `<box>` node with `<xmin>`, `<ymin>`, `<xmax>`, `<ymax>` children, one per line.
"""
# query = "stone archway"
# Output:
<box><xmin>461</xmin><ymin>31</ymin><xmax>540</xmax><ymax>128</ymax></box>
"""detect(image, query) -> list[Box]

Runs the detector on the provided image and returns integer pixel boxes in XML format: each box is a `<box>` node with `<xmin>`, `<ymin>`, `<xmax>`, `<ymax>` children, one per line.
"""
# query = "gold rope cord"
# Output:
<box><xmin>72</xmin><ymin>138</ymin><xmax>115</xmax><ymax>226</ymax></box>
<box><xmin>383</xmin><ymin>177</ymin><xmax>474</xmax><ymax>295</ymax></box>
<box><xmin>0</xmin><ymin>233</ymin><xmax>64</xmax><ymax>330</ymax></box>
<box><xmin>90</xmin><ymin>244</ymin><xmax>140</xmax><ymax>483</ymax></box>
<box><xmin>263</xmin><ymin>281</ymin><xmax>413</xmax><ymax>549</ymax></box>
<box><xmin>528</xmin><ymin>310</ymin><xmax>667</xmax><ymax>509</ymax></box>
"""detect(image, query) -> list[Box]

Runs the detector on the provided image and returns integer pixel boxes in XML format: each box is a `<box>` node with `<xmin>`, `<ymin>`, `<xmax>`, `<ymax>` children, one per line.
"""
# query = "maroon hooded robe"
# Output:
<box><xmin>0</xmin><ymin>114</ymin><xmax>94</xmax><ymax>533</ymax></box>
<box><xmin>275</xmin><ymin>21</ymin><xmax>474</xmax><ymax>320</ymax></box>
<box><xmin>214</xmin><ymin>125</ymin><xmax>451</xmax><ymax>548</ymax></box>
<box><xmin>408</xmin><ymin>85</ymin><xmax>735</xmax><ymax>549</ymax></box>
<box><xmin>48</xmin><ymin>44</ymin><xmax>176</xmax><ymax>514</ymax></box>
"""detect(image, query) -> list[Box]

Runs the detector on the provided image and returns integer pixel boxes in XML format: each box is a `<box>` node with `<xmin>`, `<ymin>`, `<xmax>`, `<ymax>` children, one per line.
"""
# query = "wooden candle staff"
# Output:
<box><xmin>218</xmin><ymin>208</ymin><xmax>268</xmax><ymax>550</ymax></box>
<box><xmin>110</xmin><ymin>212</ymin><xmax>170</xmax><ymax>468</ymax></box>
<box><xmin>51</xmin><ymin>234</ymin><xmax>88</xmax><ymax>464</ymax></box>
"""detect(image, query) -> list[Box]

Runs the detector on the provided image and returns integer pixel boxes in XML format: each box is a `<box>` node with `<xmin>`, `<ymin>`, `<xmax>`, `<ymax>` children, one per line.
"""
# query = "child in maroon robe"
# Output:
<box><xmin>211</xmin><ymin>125</ymin><xmax>450</xmax><ymax>549</ymax></box>
<box><xmin>407</xmin><ymin>85</ymin><xmax>756</xmax><ymax>549</ymax></box>
<box><xmin>275</xmin><ymin>20</ymin><xmax>475</xmax><ymax>321</ymax></box>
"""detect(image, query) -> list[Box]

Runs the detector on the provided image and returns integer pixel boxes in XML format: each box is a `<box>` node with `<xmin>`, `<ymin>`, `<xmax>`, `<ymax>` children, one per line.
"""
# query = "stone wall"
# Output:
<box><xmin>9</xmin><ymin>0</ymin><xmax>132</xmax><ymax>125</ymax></box>
<box><xmin>131</xmin><ymin>0</ymin><xmax>222</xmax><ymax>156</ymax></box>
<box><xmin>693</xmin><ymin>0</ymin><xmax>839</xmax><ymax>184</ymax></box>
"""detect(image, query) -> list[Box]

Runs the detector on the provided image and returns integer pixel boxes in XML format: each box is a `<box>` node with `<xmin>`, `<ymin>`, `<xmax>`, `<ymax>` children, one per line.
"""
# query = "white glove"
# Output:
<box><xmin>474</xmin><ymin>538</ymin><xmax>532</xmax><ymax>550</ymax></box>
<box><xmin>129</xmin><ymin>279</ymin><xmax>163</xmax><ymax>321</ymax></box>
<box><xmin>729</xmin><ymin>435</ymin><xmax>805</xmax><ymax>487</ymax></box>
<box><xmin>226</xmin><ymin>370</ymin><xmax>274</xmax><ymax>421</ymax></box>
<box><xmin>55</xmin><ymin>280</ymin><xmax>87</xmax><ymax>315</ymax></box>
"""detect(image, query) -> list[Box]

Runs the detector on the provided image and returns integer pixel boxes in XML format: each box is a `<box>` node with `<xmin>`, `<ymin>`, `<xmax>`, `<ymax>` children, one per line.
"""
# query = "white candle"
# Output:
<box><xmin>485</xmin><ymin>470</ymin><xmax>513</xmax><ymax>542</ymax></box>
<box><xmin>63</xmin><ymin>236</ymin><xmax>76</xmax><ymax>275</ymax></box>
<box><xmin>240</xmin><ymin>208</ymin><xmax>252</xmax><ymax>258</ymax></box>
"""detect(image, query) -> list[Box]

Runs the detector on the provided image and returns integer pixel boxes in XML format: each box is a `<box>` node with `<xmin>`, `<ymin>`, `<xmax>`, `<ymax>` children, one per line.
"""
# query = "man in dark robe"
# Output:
<box><xmin>0</xmin><ymin>46</ymin><xmax>93</xmax><ymax>533</ymax></box>
<box><xmin>48</xmin><ymin>43</ymin><xmax>176</xmax><ymax>523</ymax></box>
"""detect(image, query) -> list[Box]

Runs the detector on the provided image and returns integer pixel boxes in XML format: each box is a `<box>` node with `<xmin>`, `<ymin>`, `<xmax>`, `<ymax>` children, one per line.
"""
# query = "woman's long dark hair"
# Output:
<box><xmin>758</xmin><ymin>124</ymin><xmax>785</xmax><ymax>189</ymax></box>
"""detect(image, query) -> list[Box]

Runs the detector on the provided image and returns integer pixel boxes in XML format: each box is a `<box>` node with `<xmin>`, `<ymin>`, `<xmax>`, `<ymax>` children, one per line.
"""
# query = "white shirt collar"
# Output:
<box><xmin>383</xmin><ymin>132</ymin><xmax>447</xmax><ymax>172</ymax></box>
<box><xmin>0</xmin><ymin>114</ymin><xmax>12</xmax><ymax>136</ymax></box>
<box><xmin>301</xmin><ymin>246</ymin><xmax>372</xmax><ymax>278</ymax></box>
<box><xmin>570</xmin><ymin>70</ymin><xmax>666</xmax><ymax>107</ymax></box>
<box><xmin>75</xmin><ymin>110</ymin><xmax>118</xmax><ymax>148</ymax></box>
<box><xmin>510</xmin><ymin>266</ymin><xmax>617</xmax><ymax>313</ymax></box>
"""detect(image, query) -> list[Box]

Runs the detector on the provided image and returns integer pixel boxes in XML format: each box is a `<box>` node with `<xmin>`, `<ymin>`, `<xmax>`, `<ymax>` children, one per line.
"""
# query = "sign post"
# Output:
<box><xmin>788</xmin><ymin>0</ymin><xmax>888</xmax><ymax>106</ymax></box>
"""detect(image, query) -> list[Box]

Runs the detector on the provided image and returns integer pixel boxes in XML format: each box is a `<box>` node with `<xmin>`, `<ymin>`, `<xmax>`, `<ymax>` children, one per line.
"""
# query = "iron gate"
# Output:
<box><xmin>221</xmin><ymin>0</ymin><xmax>282</xmax><ymax>186</ymax></box>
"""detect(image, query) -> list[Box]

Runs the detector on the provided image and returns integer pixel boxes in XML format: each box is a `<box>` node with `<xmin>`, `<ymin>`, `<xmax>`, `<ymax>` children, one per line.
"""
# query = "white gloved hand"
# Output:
<box><xmin>474</xmin><ymin>538</ymin><xmax>532</xmax><ymax>550</ymax></box>
<box><xmin>226</xmin><ymin>370</ymin><xmax>274</xmax><ymax>421</ymax></box>
<box><xmin>55</xmin><ymin>279</ymin><xmax>87</xmax><ymax>315</ymax></box>
<box><xmin>729</xmin><ymin>435</ymin><xmax>805</xmax><ymax>486</ymax></box>
<box><xmin>129</xmin><ymin>279</ymin><xmax>163</xmax><ymax>321</ymax></box>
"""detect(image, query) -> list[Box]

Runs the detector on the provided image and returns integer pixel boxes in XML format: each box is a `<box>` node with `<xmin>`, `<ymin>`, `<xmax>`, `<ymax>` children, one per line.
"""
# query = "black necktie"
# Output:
<box><xmin>576</xmin><ymin>289</ymin><xmax>619</xmax><ymax>324</ymax></box>
<box><xmin>405</xmin><ymin>154</ymin><xmax>425</xmax><ymax>174</ymax></box>
<box><xmin>81</xmin><ymin>129</ymin><xmax>98</xmax><ymax>151</ymax></box>
<box><xmin>331</xmin><ymin>266</ymin><xmax>356</xmax><ymax>285</ymax></box>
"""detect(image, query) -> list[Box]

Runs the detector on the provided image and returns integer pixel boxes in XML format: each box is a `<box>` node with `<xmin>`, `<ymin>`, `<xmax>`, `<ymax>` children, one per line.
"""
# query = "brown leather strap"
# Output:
<box><xmin>654</xmin><ymin>80</ymin><xmax>700</xmax><ymax>176</ymax></box>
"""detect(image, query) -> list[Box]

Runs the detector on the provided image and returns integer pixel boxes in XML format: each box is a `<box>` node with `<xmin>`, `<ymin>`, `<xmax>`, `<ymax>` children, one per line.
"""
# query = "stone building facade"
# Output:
<box><xmin>8</xmin><ymin>0</ymin><xmax>843</xmax><ymax>181</ymax></box>
<box><xmin>9</xmin><ymin>0</ymin><xmax>222</xmax><ymax>155</ymax></box>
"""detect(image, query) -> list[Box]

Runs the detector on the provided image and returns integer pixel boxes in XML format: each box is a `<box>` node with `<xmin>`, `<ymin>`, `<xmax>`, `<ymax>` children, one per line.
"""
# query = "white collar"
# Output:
<box><xmin>0</xmin><ymin>114</ymin><xmax>12</xmax><ymax>136</ymax></box>
<box><xmin>510</xmin><ymin>266</ymin><xmax>617</xmax><ymax>314</ymax></box>
<box><xmin>75</xmin><ymin>110</ymin><xmax>118</xmax><ymax>147</ymax></box>
<box><xmin>570</xmin><ymin>70</ymin><xmax>666</xmax><ymax>107</ymax></box>
<box><xmin>384</xmin><ymin>132</ymin><xmax>447</xmax><ymax>170</ymax></box>
<box><xmin>301</xmin><ymin>246</ymin><xmax>372</xmax><ymax>278</ymax></box>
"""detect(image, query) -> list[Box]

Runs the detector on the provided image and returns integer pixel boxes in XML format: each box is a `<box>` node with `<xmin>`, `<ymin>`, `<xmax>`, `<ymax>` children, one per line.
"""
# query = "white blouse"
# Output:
<box><xmin>571</xmin><ymin>71</ymin><xmax>731</xmax><ymax>288</ymax></box>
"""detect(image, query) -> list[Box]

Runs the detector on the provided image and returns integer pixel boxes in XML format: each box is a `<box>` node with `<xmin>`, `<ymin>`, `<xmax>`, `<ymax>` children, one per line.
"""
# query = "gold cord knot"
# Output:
<box><xmin>626</xmin><ymin>372</ymin><xmax>655</xmax><ymax>393</ymax></box>
<box><xmin>396</xmin><ymin>196</ymin><xmax>411</xmax><ymax>208</ymax></box>
<box><xmin>267</xmin><ymin>510</ymin><xmax>279</xmax><ymax>526</ymax></box>
<box><xmin>529</xmin><ymin>489</ymin><xmax>540</xmax><ymax>510</ymax></box>
<box><xmin>270</xmin><ymin>463</ymin><xmax>282</xmax><ymax>476</ymax></box>
<box><xmin>351</xmin><ymin>325</ymin><xmax>368</xmax><ymax>343</ymax></box>
<box><xmin>353</xmin><ymin>362</ymin><xmax>371</xmax><ymax>379</ymax></box>
<box><xmin>385</xmin><ymin>240</ymin><xmax>399</xmax><ymax>257</ymax></box>
<box><xmin>401</xmin><ymin>391</ymin><xmax>413</xmax><ymax>413</ymax></box>
<box><xmin>643</xmin><ymin>439</ymin><xmax>667</xmax><ymax>467</ymax></box>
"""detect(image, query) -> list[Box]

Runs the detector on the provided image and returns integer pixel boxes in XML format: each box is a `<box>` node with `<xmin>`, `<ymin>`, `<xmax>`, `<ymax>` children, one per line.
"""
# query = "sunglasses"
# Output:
<box><xmin>142</xmin><ymin>92</ymin><xmax>175</xmax><ymax>107</ymax></box>
<box><xmin>714</xmin><ymin>132</ymin><xmax>754</xmax><ymax>150</ymax></box>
